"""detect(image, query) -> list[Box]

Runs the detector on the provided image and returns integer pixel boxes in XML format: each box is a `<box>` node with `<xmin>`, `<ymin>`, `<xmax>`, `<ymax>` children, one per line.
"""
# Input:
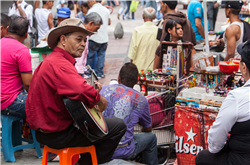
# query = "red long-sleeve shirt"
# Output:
<box><xmin>26</xmin><ymin>47</ymin><xmax>100</xmax><ymax>133</ymax></box>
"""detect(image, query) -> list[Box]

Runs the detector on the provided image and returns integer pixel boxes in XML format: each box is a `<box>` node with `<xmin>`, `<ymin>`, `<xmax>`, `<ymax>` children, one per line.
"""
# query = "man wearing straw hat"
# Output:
<box><xmin>25</xmin><ymin>18</ymin><xmax>127</xmax><ymax>165</ymax></box>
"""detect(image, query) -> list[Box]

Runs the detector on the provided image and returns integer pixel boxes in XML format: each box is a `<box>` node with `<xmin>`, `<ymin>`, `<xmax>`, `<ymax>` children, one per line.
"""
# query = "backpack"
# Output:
<box><xmin>114</xmin><ymin>22</ymin><xmax>124</xmax><ymax>39</ymax></box>
<box><xmin>243</xmin><ymin>21</ymin><xmax>250</xmax><ymax>42</ymax></box>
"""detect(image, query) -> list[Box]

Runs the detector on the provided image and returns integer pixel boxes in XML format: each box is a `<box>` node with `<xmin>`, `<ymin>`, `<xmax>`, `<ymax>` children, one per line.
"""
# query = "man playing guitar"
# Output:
<box><xmin>25</xmin><ymin>18</ymin><xmax>126</xmax><ymax>165</ymax></box>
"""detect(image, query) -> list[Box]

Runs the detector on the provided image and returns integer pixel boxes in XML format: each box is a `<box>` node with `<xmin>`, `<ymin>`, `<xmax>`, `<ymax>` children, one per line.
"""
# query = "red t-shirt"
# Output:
<box><xmin>1</xmin><ymin>36</ymin><xmax>32</xmax><ymax>110</ymax></box>
<box><xmin>26</xmin><ymin>47</ymin><xmax>100</xmax><ymax>133</ymax></box>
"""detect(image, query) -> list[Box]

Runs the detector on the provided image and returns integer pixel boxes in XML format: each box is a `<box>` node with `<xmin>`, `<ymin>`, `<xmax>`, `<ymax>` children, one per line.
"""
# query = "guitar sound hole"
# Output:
<box><xmin>95</xmin><ymin>110</ymin><xmax>101</xmax><ymax>119</ymax></box>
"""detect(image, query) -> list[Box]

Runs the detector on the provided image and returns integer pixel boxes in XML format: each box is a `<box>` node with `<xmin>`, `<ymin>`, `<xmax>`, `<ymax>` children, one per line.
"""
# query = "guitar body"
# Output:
<box><xmin>63</xmin><ymin>98</ymin><xmax>108</xmax><ymax>142</ymax></box>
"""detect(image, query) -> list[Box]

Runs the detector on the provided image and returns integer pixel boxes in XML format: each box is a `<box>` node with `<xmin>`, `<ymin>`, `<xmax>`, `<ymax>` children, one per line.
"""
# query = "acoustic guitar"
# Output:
<box><xmin>63</xmin><ymin>65</ymin><xmax>108</xmax><ymax>142</ymax></box>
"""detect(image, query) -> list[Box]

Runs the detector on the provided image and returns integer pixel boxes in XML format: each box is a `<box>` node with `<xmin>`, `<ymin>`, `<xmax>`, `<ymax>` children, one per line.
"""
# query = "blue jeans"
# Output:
<box><xmin>1</xmin><ymin>90</ymin><xmax>27</xmax><ymax>118</ymax></box>
<box><xmin>107</xmin><ymin>0</ymin><xmax>115</xmax><ymax>6</ymax></box>
<box><xmin>124</xmin><ymin>0</ymin><xmax>135</xmax><ymax>19</ymax></box>
<box><xmin>146</xmin><ymin>0</ymin><xmax>157</xmax><ymax>13</ymax></box>
<box><xmin>141</xmin><ymin>0</ymin><xmax>146</xmax><ymax>6</ymax></box>
<box><xmin>119</xmin><ymin>1</ymin><xmax>127</xmax><ymax>15</ymax></box>
<box><xmin>87</xmin><ymin>40</ymin><xmax>108</xmax><ymax>77</ymax></box>
<box><xmin>207</xmin><ymin>2</ymin><xmax>219</xmax><ymax>31</ymax></box>
<box><xmin>157</xmin><ymin>10</ymin><xmax>163</xmax><ymax>20</ymax></box>
<box><xmin>124</xmin><ymin>132</ymin><xmax>158</xmax><ymax>165</ymax></box>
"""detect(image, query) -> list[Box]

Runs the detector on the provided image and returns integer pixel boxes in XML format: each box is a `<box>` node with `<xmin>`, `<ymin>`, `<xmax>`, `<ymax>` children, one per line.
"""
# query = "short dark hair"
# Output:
<box><xmin>81</xmin><ymin>1</ymin><xmax>89</xmax><ymax>9</ymax></box>
<box><xmin>119</xmin><ymin>63</ymin><xmax>139</xmax><ymax>88</ymax></box>
<box><xmin>1</xmin><ymin>13</ymin><xmax>11</xmax><ymax>28</ymax></box>
<box><xmin>241</xmin><ymin>58</ymin><xmax>250</xmax><ymax>73</ymax></box>
<box><xmin>43</xmin><ymin>0</ymin><xmax>54</xmax><ymax>5</ymax></box>
<box><xmin>8</xmin><ymin>16</ymin><xmax>29</xmax><ymax>37</ymax></box>
<box><xmin>228</xmin><ymin>8</ymin><xmax>241</xmax><ymax>15</ymax></box>
<box><xmin>163</xmin><ymin>1</ymin><xmax>178</xmax><ymax>10</ymax></box>
<box><xmin>96</xmin><ymin>0</ymin><xmax>102</xmax><ymax>3</ymax></box>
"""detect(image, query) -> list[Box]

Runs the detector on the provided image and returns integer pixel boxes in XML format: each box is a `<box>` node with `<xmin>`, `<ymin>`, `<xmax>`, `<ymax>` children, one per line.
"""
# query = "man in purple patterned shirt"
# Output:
<box><xmin>100</xmin><ymin>63</ymin><xmax>158</xmax><ymax>165</ymax></box>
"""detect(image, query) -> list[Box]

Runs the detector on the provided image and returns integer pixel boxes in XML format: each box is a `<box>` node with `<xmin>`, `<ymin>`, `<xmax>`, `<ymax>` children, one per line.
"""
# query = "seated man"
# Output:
<box><xmin>101</xmin><ymin>63</ymin><xmax>158</xmax><ymax>165</ymax></box>
<box><xmin>1</xmin><ymin>13</ymin><xmax>11</xmax><ymax>38</ymax></box>
<box><xmin>25</xmin><ymin>18</ymin><xmax>126</xmax><ymax>165</ymax></box>
<box><xmin>1</xmin><ymin>16</ymin><xmax>32</xmax><ymax>118</ymax></box>
<box><xmin>55</xmin><ymin>7</ymin><xmax>71</xmax><ymax>25</ymax></box>
<box><xmin>216</xmin><ymin>1</ymin><xmax>244</xmax><ymax>61</ymax></box>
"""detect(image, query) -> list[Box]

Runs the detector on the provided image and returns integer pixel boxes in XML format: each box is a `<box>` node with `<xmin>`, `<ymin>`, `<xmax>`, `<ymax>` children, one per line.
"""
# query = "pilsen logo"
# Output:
<box><xmin>175</xmin><ymin>127</ymin><xmax>203</xmax><ymax>156</ymax></box>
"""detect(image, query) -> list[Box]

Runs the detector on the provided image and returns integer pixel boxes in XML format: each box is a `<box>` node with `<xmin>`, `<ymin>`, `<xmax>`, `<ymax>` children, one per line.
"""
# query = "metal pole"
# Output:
<box><xmin>203</xmin><ymin>0</ymin><xmax>209</xmax><ymax>53</ymax></box>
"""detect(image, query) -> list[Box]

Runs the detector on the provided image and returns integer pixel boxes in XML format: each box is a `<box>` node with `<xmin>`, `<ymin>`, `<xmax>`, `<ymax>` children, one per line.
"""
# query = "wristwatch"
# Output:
<box><xmin>17</xmin><ymin>4</ymin><xmax>21</xmax><ymax>7</ymax></box>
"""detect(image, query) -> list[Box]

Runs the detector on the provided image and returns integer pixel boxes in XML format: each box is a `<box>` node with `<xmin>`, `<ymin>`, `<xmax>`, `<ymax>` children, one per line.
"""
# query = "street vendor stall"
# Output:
<box><xmin>135</xmin><ymin>37</ymin><xmax>247</xmax><ymax>164</ymax></box>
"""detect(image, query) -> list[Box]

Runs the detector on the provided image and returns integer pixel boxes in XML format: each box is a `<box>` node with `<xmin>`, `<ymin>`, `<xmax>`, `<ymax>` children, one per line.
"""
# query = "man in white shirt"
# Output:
<box><xmin>128</xmin><ymin>7</ymin><xmax>160</xmax><ymax>72</ymax></box>
<box><xmin>86</xmin><ymin>0</ymin><xmax>111</xmax><ymax>79</ymax></box>
<box><xmin>196</xmin><ymin>40</ymin><xmax>250</xmax><ymax>165</ymax></box>
<box><xmin>8</xmin><ymin>0</ymin><xmax>34</xmax><ymax>46</ymax></box>
<box><xmin>34</xmin><ymin>0</ymin><xmax>54</xmax><ymax>43</ymax></box>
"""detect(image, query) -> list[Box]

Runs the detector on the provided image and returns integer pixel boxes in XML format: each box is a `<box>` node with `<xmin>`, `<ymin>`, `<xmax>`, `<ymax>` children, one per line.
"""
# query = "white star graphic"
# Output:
<box><xmin>185</xmin><ymin>127</ymin><xmax>197</xmax><ymax>143</ymax></box>
<box><xmin>178</xmin><ymin>113</ymin><xmax>181</xmax><ymax>118</ymax></box>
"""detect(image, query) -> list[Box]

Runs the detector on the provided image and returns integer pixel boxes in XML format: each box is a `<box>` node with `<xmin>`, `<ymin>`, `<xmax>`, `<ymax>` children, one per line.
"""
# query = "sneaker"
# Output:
<box><xmin>84</xmin><ymin>75</ymin><xmax>91</xmax><ymax>79</ymax></box>
<box><xmin>122</xmin><ymin>15</ymin><xmax>125</xmax><ymax>20</ymax></box>
<box><xmin>97</xmin><ymin>75</ymin><xmax>105</xmax><ymax>79</ymax></box>
<box><xmin>48</xmin><ymin>153</ymin><xmax>59</xmax><ymax>162</ymax></box>
<box><xmin>132</xmin><ymin>18</ymin><xmax>136</xmax><ymax>21</ymax></box>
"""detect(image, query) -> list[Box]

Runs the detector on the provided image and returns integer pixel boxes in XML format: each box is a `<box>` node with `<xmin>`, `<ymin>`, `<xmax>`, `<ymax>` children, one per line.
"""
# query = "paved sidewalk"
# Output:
<box><xmin>98</xmin><ymin>32</ymin><xmax>131</xmax><ymax>85</ymax></box>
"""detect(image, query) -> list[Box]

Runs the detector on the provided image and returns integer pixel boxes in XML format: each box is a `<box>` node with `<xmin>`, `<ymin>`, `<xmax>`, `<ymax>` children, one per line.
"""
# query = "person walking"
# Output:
<box><xmin>207</xmin><ymin>0</ymin><xmax>221</xmax><ymax>31</ymax></box>
<box><xmin>117</xmin><ymin>0</ymin><xmax>127</xmax><ymax>20</ymax></box>
<box><xmin>128</xmin><ymin>7</ymin><xmax>159</xmax><ymax>71</ymax></box>
<box><xmin>86</xmin><ymin>0</ymin><xmax>111</xmax><ymax>79</ymax></box>
<box><xmin>34</xmin><ymin>0</ymin><xmax>54</xmax><ymax>42</ymax></box>
<box><xmin>187</xmin><ymin>0</ymin><xmax>206</xmax><ymax>44</ymax></box>
<box><xmin>124</xmin><ymin>1</ymin><xmax>132</xmax><ymax>20</ymax></box>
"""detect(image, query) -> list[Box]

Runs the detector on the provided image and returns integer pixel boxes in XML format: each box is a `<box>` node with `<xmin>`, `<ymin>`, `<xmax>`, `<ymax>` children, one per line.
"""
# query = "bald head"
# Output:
<box><xmin>143</xmin><ymin>7</ymin><xmax>156</xmax><ymax>20</ymax></box>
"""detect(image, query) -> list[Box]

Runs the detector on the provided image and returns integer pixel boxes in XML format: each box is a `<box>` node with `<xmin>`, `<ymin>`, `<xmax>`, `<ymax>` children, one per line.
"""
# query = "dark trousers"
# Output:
<box><xmin>196</xmin><ymin>145</ymin><xmax>230</xmax><ymax>165</ymax></box>
<box><xmin>36</xmin><ymin>117</ymin><xmax>126</xmax><ymax>165</ymax></box>
<box><xmin>87</xmin><ymin>40</ymin><xmax>108</xmax><ymax>77</ymax></box>
<box><xmin>207</xmin><ymin>2</ymin><xmax>219</xmax><ymax>31</ymax></box>
<box><xmin>124</xmin><ymin>1</ymin><xmax>134</xmax><ymax>19</ymax></box>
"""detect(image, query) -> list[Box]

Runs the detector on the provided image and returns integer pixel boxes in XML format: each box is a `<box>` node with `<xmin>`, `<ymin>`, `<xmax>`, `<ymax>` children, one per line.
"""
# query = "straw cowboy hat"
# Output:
<box><xmin>47</xmin><ymin>18</ymin><xmax>95</xmax><ymax>49</ymax></box>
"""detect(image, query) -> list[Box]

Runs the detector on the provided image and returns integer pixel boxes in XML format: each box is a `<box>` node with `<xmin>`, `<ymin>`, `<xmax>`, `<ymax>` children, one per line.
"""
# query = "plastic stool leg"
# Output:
<box><xmin>1</xmin><ymin>116</ymin><xmax>16</xmax><ymax>162</ymax></box>
<box><xmin>72</xmin><ymin>155</ymin><xmax>79</xmax><ymax>165</ymax></box>
<box><xmin>12</xmin><ymin>120</ymin><xmax>22</xmax><ymax>148</ymax></box>
<box><xmin>30</xmin><ymin>130</ymin><xmax>42</xmax><ymax>158</ymax></box>
<box><xmin>90</xmin><ymin>148</ymin><xmax>98</xmax><ymax>165</ymax></box>
<box><xmin>59</xmin><ymin>152</ymin><xmax>71</xmax><ymax>165</ymax></box>
<box><xmin>41</xmin><ymin>150</ymin><xmax>48</xmax><ymax>165</ymax></box>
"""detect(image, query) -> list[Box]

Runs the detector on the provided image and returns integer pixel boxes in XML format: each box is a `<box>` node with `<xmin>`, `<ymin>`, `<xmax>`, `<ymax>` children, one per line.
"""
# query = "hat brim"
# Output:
<box><xmin>55</xmin><ymin>14</ymin><xmax>70</xmax><ymax>18</ymax></box>
<box><xmin>48</xmin><ymin>25</ymin><xmax>95</xmax><ymax>49</ymax></box>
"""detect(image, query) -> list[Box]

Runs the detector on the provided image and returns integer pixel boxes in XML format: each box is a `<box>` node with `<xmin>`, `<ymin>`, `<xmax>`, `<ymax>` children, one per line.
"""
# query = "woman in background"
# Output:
<box><xmin>153</xmin><ymin>19</ymin><xmax>195</xmax><ymax>73</ymax></box>
<box><xmin>76</xmin><ymin>1</ymin><xmax>89</xmax><ymax>22</ymax></box>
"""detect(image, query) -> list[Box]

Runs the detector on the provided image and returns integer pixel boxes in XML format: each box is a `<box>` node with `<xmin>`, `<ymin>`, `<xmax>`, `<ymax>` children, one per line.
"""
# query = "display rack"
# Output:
<box><xmin>161</xmin><ymin>41</ymin><xmax>193</xmax><ymax>94</ymax></box>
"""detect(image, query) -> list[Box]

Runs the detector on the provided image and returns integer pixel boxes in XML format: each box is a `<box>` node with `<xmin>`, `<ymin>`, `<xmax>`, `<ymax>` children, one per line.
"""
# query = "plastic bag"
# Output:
<box><xmin>130</xmin><ymin>1</ymin><xmax>139</xmax><ymax>12</ymax></box>
<box><xmin>193</xmin><ymin>52</ymin><xmax>214</xmax><ymax>73</ymax></box>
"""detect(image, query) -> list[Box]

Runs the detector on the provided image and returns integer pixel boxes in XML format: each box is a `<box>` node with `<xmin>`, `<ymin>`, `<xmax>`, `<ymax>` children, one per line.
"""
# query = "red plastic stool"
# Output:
<box><xmin>41</xmin><ymin>145</ymin><xmax>98</xmax><ymax>165</ymax></box>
